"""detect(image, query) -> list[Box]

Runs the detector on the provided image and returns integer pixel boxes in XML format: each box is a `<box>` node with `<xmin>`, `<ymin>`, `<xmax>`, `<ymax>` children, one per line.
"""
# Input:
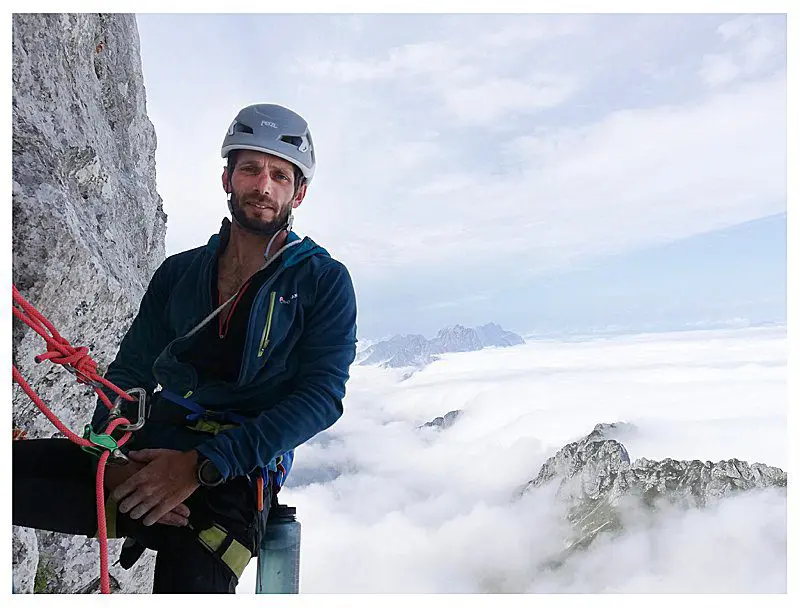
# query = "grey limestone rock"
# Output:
<box><xmin>359</xmin><ymin>333</ymin><xmax>439</xmax><ymax>369</ymax></box>
<box><xmin>418</xmin><ymin>409</ymin><xmax>463</xmax><ymax>431</ymax></box>
<box><xmin>12</xmin><ymin>13</ymin><xmax>166</xmax><ymax>593</ymax></box>
<box><xmin>12</xmin><ymin>526</ymin><xmax>39</xmax><ymax>594</ymax></box>
<box><xmin>519</xmin><ymin>422</ymin><xmax>787</xmax><ymax>567</ymax></box>
<box><xmin>360</xmin><ymin>323</ymin><xmax>525</xmax><ymax>370</ymax></box>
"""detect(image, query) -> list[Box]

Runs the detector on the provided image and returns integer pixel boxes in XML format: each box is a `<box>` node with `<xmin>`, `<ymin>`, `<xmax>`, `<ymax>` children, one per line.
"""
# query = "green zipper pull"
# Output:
<box><xmin>258</xmin><ymin>291</ymin><xmax>277</xmax><ymax>357</ymax></box>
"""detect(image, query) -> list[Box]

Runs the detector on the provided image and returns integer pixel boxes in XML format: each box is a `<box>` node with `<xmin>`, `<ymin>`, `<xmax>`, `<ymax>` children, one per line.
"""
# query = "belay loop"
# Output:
<box><xmin>12</xmin><ymin>284</ymin><xmax>144</xmax><ymax>594</ymax></box>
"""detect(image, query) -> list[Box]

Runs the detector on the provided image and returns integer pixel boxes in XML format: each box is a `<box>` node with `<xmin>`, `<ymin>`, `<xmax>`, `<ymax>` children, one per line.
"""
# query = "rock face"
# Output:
<box><xmin>12</xmin><ymin>526</ymin><xmax>39</xmax><ymax>594</ymax></box>
<box><xmin>519</xmin><ymin>423</ymin><xmax>787</xmax><ymax>567</ymax></box>
<box><xmin>359</xmin><ymin>334</ymin><xmax>439</xmax><ymax>369</ymax></box>
<box><xmin>435</xmin><ymin>322</ymin><xmax>524</xmax><ymax>352</ymax></box>
<box><xmin>12</xmin><ymin>13</ymin><xmax>166</xmax><ymax>593</ymax></box>
<box><xmin>473</xmin><ymin>322</ymin><xmax>525</xmax><ymax>348</ymax></box>
<box><xmin>418</xmin><ymin>410</ymin><xmax>463</xmax><ymax>431</ymax></box>
<box><xmin>360</xmin><ymin>323</ymin><xmax>524</xmax><ymax>370</ymax></box>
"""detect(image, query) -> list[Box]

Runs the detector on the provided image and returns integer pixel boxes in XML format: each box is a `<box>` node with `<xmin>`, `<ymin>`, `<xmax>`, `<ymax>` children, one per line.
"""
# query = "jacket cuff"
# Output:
<box><xmin>195</xmin><ymin>442</ymin><xmax>232</xmax><ymax>480</ymax></box>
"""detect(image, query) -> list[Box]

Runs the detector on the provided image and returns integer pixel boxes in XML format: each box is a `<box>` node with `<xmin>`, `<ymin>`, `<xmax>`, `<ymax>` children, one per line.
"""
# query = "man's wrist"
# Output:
<box><xmin>195</xmin><ymin>452</ymin><xmax>224</xmax><ymax>487</ymax></box>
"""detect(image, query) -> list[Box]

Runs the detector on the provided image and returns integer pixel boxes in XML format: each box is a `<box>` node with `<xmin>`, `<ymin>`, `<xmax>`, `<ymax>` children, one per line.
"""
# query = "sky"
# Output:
<box><xmin>237</xmin><ymin>325</ymin><xmax>787</xmax><ymax>592</ymax></box>
<box><xmin>0</xmin><ymin>8</ymin><xmax>791</xmax><ymax>599</ymax></box>
<box><xmin>134</xmin><ymin>12</ymin><xmax>787</xmax><ymax>340</ymax></box>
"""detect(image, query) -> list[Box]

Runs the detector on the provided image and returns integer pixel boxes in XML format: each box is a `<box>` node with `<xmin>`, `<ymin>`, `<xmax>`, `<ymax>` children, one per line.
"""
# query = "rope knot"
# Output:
<box><xmin>33</xmin><ymin>336</ymin><xmax>100</xmax><ymax>386</ymax></box>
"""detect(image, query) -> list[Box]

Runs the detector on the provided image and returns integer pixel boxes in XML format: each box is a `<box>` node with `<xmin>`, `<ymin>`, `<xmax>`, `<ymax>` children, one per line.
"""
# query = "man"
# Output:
<box><xmin>13</xmin><ymin>103</ymin><xmax>358</xmax><ymax>593</ymax></box>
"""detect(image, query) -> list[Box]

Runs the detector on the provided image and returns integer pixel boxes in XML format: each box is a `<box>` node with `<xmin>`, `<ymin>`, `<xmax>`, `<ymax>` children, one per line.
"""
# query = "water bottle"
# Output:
<box><xmin>255</xmin><ymin>504</ymin><xmax>301</xmax><ymax>594</ymax></box>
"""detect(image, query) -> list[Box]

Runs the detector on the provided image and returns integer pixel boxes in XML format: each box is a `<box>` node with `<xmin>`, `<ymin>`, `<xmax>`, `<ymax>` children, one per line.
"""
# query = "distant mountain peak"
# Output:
<box><xmin>517</xmin><ymin>422</ymin><xmax>787</xmax><ymax>570</ymax></box>
<box><xmin>359</xmin><ymin>322</ymin><xmax>524</xmax><ymax>370</ymax></box>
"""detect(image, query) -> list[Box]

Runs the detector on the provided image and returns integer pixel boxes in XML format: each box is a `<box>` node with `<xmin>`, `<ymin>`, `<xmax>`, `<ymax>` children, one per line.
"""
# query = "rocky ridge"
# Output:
<box><xmin>359</xmin><ymin>322</ymin><xmax>525</xmax><ymax>371</ymax></box>
<box><xmin>518</xmin><ymin>423</ymin><xmax>787</xmax><ymax>568</ymax></box>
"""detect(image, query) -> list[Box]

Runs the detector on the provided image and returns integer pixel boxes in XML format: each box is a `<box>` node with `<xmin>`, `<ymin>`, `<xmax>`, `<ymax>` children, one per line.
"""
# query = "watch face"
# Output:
<box><xmin>200</xmin><ymin>459</ymin><xmax>223</xmax><ymax>486</ymax></box>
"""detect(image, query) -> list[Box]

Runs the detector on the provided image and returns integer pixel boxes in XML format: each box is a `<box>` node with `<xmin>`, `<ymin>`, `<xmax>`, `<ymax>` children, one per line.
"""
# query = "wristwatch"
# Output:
<box><xmin>196</xmin><ymin>457</ymin><xmax>224</xmax><ymax>487</ymax></box>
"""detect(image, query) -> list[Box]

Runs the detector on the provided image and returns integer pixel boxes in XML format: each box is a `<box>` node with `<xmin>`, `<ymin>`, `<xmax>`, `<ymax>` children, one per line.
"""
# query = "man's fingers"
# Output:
<box><xmin>116</xmin><ymin>490</ymin><xmax>189</xmax><ymax>523</ymax></box>
<box><xmin>143</xmin><ymin>500</ymin><xmax>177</xmax><ymax>527</ymax></box>
<box><xmin>110</xmin><ymin>461</ymin><xmax>156</xmax><ymax>503</ymax></box>
<box><xmin>157</xmin><ymin>512</ymin><xmax>189</xmax><ymax>527</ymax></box>
<box><xmin>110</xmin><ymin>479</ymin><xmax>137</xmax><ymax>504</ymax></box>
<box><xmin>118</xmin><ymin>489</ymin><xmax>148</xmax><ymax>515</ymax></box>
<box><xmin>128</xmin><ymin>498</ymin><xmax>159</xmax><ymax>521</ymax></box>
<box><xmin>126</xmin><ymin>449</ymin><xmax>167</xmax><ymax>463</ymax></box>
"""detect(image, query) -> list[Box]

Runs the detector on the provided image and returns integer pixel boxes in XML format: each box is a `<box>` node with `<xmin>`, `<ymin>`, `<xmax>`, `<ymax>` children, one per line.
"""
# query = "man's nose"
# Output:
<box><xmin>254</xmin><ymin>173</ymin><xmax>273</xmax><ymax>195</ymax></box>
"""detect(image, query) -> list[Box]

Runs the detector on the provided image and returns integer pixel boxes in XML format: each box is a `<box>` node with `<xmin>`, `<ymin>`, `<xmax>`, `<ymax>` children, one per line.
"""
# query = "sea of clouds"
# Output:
<box><xmin>240</xmin><ymin>325</ymin><xmax>787</xmax><ymax>593</ymax></box>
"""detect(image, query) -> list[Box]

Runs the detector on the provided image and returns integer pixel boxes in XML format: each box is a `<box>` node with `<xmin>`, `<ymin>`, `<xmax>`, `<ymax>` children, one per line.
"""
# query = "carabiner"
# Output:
<box><xmin>109</xmin><ymin>387</ymin><xmax>149</xmax><ymax>432</ymax></box>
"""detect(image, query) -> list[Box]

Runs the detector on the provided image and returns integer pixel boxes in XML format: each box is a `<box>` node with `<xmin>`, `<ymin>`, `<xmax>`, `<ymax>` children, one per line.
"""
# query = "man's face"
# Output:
<box><xmin>224</xmin><ymin>150</ymin><xmax>306</xmax><ymax>236</ymax></box>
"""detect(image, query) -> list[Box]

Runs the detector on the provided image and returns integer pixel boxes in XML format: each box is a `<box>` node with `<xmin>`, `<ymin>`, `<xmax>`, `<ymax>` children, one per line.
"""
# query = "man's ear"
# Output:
<box><xmin>222</xmin><ymin>167</ymin><xmax>231</xmax><ymax>194</ymax></box>
<box><xmin>292</xmin><ymin>182</ymin><xmax>308</xmax><ymax>209</ymax></box>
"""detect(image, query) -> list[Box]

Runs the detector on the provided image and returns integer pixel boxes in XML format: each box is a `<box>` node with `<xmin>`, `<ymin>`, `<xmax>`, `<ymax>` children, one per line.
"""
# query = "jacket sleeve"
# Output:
<box><xmin>91</xmin><ymin>261</ymin><xmax>173</xmax><ymax>433</ymax></box>
<box><xmin>195</xmin><ymin>260</ymin><xmax>357</xmax><ymax>480</ymax></box>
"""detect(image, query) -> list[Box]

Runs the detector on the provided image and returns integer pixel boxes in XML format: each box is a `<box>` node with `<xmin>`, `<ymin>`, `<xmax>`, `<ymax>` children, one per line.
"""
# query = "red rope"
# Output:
<box><xmin>12</xmin><ymin>284</ymin><xmax>138</xmax><ymax>594</ymax></box>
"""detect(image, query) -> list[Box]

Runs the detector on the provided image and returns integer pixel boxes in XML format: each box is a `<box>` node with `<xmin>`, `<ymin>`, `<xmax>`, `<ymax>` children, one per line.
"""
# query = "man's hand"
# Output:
<box><xmin>155</xmin><ymin>502</ymin><xmax>191</xmax><ymax>527</ymax></box>
<box><xmin>104</xmin><ymin>460</ymin><xmax>144</xmax><ymax>492</ymax></box>
<box><xmin>104</xmin><ymin>460</ymin><xmax>192</xmax><ymax>527</ymax></box>
<box><xmin>110</xmin><ymin>448</ymin><xmax>200</xmax><ymax>527</ymax></box>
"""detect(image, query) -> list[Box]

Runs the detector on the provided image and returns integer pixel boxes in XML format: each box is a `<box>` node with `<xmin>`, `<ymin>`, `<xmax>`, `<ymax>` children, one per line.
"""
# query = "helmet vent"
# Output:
<box><xmin>280</xmin><ymin>135</ymin><xmax>303</xmax><ymax>148</ymax></box>
<box><xmin>234</xmin><ymin>122</ymin><xmax>254</xmax><ymax>134</ymax></box>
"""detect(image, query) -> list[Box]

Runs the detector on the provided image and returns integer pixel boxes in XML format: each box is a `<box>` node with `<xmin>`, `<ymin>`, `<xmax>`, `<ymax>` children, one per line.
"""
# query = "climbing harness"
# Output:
<box><xmin>12</xmin><ymin>285</ymin><xmax>142</xmax><ymax>594</ymax></box>
<box><xmin>158</xmin><ymin>389</ymin><xmax>289</xmax><ymax>489</ymax></box>
<box><xmin>155</xmin><ymin>389</ymin><xmax>289</xmax><ymax>580</ymax></box>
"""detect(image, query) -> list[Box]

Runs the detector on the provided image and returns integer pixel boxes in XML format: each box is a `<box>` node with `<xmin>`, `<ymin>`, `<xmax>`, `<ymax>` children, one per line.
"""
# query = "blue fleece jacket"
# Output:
<box><xmin>92</xmin><ymin>222</ymin><xmax>357</xmax><ymax>481</ymax></box>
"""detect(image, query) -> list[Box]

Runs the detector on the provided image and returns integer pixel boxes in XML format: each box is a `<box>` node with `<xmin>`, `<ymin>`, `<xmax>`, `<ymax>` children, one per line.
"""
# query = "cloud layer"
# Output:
<box><xmin>238</xmin><ymin>325</ymin><xmax>787</xmax><ymax>592</ymax></box>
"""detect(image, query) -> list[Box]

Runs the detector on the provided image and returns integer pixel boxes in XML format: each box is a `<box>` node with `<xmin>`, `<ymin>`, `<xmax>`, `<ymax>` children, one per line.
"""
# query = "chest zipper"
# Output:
<box><xmin>258</xmin><ymin>291</ymin><xmax>277</xmax><ymax>358</ymax></box>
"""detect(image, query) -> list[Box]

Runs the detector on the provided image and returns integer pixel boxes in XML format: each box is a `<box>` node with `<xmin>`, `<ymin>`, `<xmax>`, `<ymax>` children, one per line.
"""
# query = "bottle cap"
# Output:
<box><xmin>274</xmin><ymin>504</ymin><xmax>296</xmax><ymax>516</ymax></box>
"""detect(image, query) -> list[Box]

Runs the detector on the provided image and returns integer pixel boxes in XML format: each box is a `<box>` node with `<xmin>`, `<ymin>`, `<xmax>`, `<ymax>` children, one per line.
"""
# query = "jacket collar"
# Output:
<box><xmin>205</xmin><ymin>217</ymin><xmax>325</xmax><ymax>268</ymax></box>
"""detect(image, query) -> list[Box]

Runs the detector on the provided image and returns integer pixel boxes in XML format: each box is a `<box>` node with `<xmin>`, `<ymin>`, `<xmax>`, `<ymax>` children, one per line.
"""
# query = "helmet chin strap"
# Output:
<box><xmin>263</xmin><ymin>211</ymin><xmax>293</xmax><ymax>263</ymax></box>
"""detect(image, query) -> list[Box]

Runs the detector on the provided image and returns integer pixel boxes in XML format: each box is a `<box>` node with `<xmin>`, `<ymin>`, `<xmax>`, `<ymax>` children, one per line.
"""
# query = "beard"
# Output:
<box><xmin>228</xmin><ymin>191</ymin><xmax>292</xmax><ymax>237</ymax></box>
